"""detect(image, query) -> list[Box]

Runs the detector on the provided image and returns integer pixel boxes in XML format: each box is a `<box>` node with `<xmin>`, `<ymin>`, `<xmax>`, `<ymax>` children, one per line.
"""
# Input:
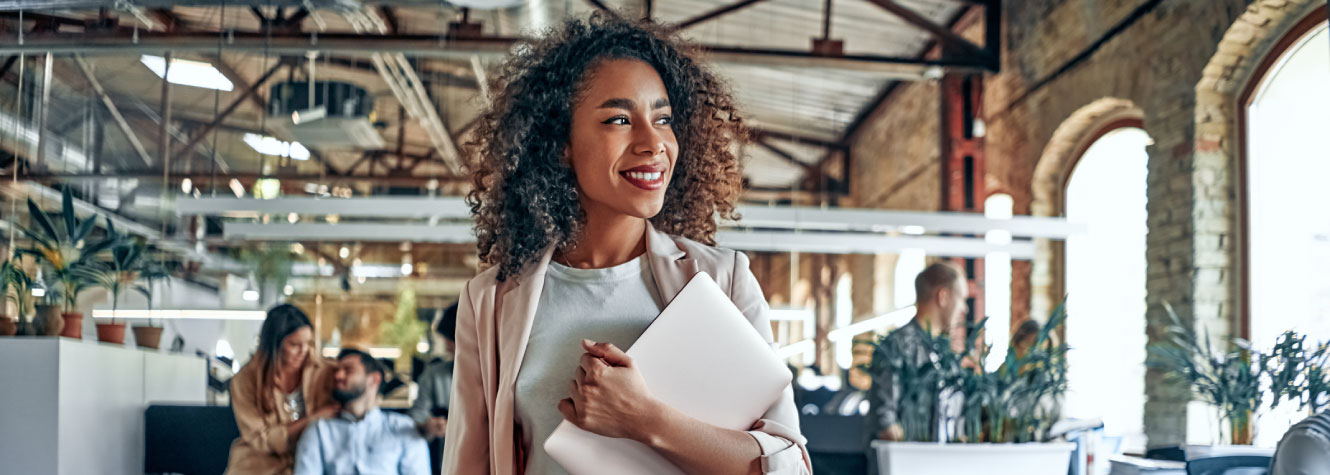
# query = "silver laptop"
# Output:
<box><xmin>544</xmin><ymin>272</ymin><xmax>793</xmax><ymax>475</ymax></box>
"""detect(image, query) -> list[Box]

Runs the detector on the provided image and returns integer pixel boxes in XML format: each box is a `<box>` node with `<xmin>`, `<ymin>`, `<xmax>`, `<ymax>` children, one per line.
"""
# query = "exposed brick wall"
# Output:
<box><xmin>849</xmin><ymin>79</ymin><xmax>942</xmax><ymax>213</ymax></box>
<box><xmin>844</xmin><ymin>0</ymin><xmax>1323</xmax><ymax>446</ymax></box>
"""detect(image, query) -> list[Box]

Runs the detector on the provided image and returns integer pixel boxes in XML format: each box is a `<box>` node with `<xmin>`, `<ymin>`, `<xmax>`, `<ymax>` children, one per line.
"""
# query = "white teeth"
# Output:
<box><xmin>625</xmin><ymin>172</ymin><xmax>663</xmax><ymax>182</ymax></box>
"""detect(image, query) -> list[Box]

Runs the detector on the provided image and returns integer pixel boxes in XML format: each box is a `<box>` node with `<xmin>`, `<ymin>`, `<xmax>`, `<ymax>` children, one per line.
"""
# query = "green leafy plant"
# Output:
<box><xmin>1304</xmin><ymin>342</ymin><xmax>1330</xmax><ymax>414</ymax></box>
<box><xmin>1265</xmin><ymin>331</ymin><xmax>1330</xmax><ymax>415</ymax></box>
<box><xmin>17</xmin><ymin>188</ymin><xmax>120</xmax><ymax>313</ymax></box>
<box><xmin>3</xmin><ymin>258</ymin><xmax>34</xmax><ymax>323</ymax></box>
<box><xmin>860</xmin><ymin>301</ymin><xmax>1069</xmax><ymax>444</ymax></box>
<box><xmin>70</xmin><ymin>238</ymin><xmax>163</xmax><ymax>325</ymax></box>
<box><xmin>234</xmin><ymin>244</ymin><xmax>294</xmax><ymax>302</ymax></box>
<box><xmin>380</xmin><ymin>284</ymin><xmax>426</xmax><ymax>374</ymax></box>
<box><xmin>1147</xmin><ymin>302</ymin><xmax>1265</xmax><ymax>444</ymax></box>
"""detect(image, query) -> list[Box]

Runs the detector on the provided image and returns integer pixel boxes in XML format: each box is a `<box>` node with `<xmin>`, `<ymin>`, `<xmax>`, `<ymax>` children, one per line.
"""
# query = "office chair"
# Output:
<box><xmin>1185</xmin><ymin>455</ymin><xmax>1272</xmax><ymax>475</ymax></box>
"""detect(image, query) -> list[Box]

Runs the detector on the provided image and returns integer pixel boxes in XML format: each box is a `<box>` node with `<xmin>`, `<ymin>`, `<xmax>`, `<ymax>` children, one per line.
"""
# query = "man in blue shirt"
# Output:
<box><xmin>295</xmin><ymin>348</ymin><xmax>430</xmax><ymax>475</ymax></box>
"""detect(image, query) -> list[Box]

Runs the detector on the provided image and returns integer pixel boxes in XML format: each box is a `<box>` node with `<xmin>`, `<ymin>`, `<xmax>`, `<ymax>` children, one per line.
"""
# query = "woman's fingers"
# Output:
<box><xmin>576</xmin><ymin>365</ymin><xmax>588</xmax><ymax>384</ymax></box>
<box><xmin>557</xmin><ymin>397</ymin><xmax>578</xmax><ymax>423</ymax></box>
<box><xmin>583</xmin><ymin>339</ymin><xmax>633</xmax><ymax>367</ymax></box>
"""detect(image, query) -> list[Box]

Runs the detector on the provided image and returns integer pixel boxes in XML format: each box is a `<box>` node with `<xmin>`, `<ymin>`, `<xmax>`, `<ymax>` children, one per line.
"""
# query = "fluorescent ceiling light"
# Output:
<box><xmin>92</xmin><ymin>309</ymin><xmax>267</xmax><ymax>321</ymax></box>
<box><xmin>827</xmin><ymin>306</ymin><xmax>916</xmax><ymax>342</ymax></box>
<box><xmin>242</xmin><ymin>289</ymin><xmax>259</xmax><ymax>301</ymax></box>
<box><xmin>776</xmin><ymin>340</ymin><xmax>815</xmax><ymax>359</ymax></box>
<box><xmin>140</xmin><ymin>55</ymin><xmax>234</xmax><ymax>91</ymax></box>
<box><xmin>242</xmin><ymin>133</ymin><xmax>310</xmax><ymax>160</ymax></box>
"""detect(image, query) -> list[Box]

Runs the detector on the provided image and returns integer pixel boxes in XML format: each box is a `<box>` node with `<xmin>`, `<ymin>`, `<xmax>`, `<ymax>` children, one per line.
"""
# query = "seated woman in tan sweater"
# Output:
<box><xmin>226</xmin><ymin>304</ymin><xmax>339</xmax><ymax>475</ymax></box>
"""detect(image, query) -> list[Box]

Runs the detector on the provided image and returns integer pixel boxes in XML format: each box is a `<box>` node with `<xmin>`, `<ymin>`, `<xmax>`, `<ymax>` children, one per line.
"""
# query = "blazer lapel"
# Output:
<box><xmin>645</xmin><ymin>222</ymin><xmax>698</xmax><ymax>303</ymax></box>
<box><xmin>495</xmin><ymin>247</ymin><xmax>554</xmax><ymax>392</ymax></box>
<box><xmin>492</xmin><ymin>246</ymin><xmax>554</xmax><ymax>473</ymax></box>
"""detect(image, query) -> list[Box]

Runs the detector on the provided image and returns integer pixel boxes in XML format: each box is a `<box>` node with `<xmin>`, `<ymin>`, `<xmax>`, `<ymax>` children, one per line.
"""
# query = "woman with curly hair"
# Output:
<box><xmin>442</xmin><ymin>13</ymin><xmax>810</xmax><ymax>475</ymax></box>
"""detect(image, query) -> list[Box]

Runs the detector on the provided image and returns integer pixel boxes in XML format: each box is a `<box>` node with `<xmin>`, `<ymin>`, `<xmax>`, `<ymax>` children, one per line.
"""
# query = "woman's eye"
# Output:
<box><xmin>603</xmin><ymin>116</ymin><xmax>630</xmax><ymax>125</ymax></box>
<box><xmin>656</xmin><ymin>115</ymin><xmax>673</xmax><ymax>125</ymax></box>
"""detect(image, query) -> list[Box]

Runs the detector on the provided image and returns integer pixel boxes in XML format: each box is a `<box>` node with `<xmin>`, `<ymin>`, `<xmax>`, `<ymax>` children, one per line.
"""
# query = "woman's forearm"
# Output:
<box><xmin>286</xmin><ymin>417</ymin><xmax>315</xmax><ymax>446</ymax></box>
<box><xmin>632</xmin><ymin>399</ymin><xmax>763</xmax><ymax>475</ymax></box>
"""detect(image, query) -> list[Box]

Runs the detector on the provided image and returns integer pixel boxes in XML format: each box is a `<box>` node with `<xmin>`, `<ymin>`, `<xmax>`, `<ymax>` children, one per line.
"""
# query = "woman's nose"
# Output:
<box><xmin>632</xmin><ymin>123</ymin><xmax>666</xmax><ymax>157</ymax></box>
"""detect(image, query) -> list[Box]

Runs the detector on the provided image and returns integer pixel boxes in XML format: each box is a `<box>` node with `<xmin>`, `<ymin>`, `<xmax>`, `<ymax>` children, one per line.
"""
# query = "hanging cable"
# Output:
<box><xmin>209</xmin><ymin>1</ymin><xmax>227</xmax><ymax>197</ymax></box>
<box><xmin>10</xmin><ymin>15</ymin><xmax>27</xmax><ymax>261</ymax></box>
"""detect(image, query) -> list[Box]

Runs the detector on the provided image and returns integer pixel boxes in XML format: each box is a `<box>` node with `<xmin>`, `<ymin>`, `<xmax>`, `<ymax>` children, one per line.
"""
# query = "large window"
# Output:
<box><xmin>984</xmin><ymin>193</ymin><xmax>1014</xmax><ymax>372</ymax></box>
<box><xmin>1064</xmin><ymin>126</ymin><xmax>1151</xmax><ymax>451</ymax></box>
<box><xmin>1245</xmin><ymin>20</ymin><xmax>1330</xmax><ymax>447</ymax></box>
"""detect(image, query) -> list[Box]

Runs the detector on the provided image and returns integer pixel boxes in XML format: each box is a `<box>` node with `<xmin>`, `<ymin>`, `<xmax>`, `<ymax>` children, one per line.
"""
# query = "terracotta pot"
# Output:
<box><xmin>0</xmin><ymin>317</ymin><xmax>15</xmax><ymax>336</ymax></box>
<box><xmin>60</xmin><ymin>312</ymin><xmax>84</xmax><ymax>339</ymax></box>
<box><xmin>96</xmin><ymin>322</ymin><xmax>127</xmax><ymax>344</ymax></box>
<box><xmin>132</xmin><ymin>325</ymin><xmax>164</xmax><ymax>350</ymax></box>
<box><xmin>1230</xmin><ymin>411</ymin><xmax>1254</xmax><ymax>445</ymax></box>
<box><xmin>33</xmin><ymin>305</ymin><xmax>64</xmax><ymax>337</ymax></box>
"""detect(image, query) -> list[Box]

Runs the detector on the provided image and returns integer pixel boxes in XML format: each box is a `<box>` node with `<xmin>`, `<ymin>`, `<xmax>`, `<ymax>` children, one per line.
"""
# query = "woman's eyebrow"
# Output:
<box><xmin>596</xmin><ymin>97</ymin><xmax>671</xmax><ymax>110</ymax></box>
<box><xmin>597</xmin><ymin>98</ymin><xmax>636</xmax><ymax>110</ymax></box>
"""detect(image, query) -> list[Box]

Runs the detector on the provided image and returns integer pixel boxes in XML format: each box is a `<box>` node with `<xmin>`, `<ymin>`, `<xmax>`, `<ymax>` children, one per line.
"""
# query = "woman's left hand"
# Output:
<box><xmin>557</xmin><ymin>339</ymin><xmax>661</xmax><ymax>442</ymax></box>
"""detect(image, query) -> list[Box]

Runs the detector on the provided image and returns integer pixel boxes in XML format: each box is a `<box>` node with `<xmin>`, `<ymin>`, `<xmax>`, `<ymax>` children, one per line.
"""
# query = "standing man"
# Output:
<box><xmin>863</xmin><ymin>263</ymin><xmax>970</xmax><ymax>444</ymax></box>
<box><xmin>295</xmin><ymin>348</ymin><xmax>430</xmax><ymax>475</ymax></box>
<box><xmin>409</xmin><ymin>302</ymin><xmax>457</xmax><ymax>474</ymax></box>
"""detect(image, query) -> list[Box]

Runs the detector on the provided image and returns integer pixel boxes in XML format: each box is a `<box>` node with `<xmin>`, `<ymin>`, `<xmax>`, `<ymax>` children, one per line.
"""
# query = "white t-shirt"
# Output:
<box><xmin>514</xmin><ymin>255</ymin><xmax>664</xmax><ymax>475</ymax></box>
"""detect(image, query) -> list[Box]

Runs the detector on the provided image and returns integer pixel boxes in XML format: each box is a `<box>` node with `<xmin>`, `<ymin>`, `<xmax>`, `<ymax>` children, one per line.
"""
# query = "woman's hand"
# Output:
<box><xmin>557</xmin><ymin>339</ymin><xmax>661</xmax><ymax>442</ymax></box>
<box><xmin>311</xmin><ymin>404</ymin><xmax>341</xmax><ymax>420</ymax></box>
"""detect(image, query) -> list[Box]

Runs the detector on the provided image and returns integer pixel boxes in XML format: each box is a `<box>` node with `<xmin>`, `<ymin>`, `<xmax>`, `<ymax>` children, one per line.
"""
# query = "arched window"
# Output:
<box><xmin>1064</xmin><ymin>126</ymin><xmax>1151</xmax><ymax>451</ymax></box>
<box><xmin>1243</xmin><ymin>17</ymin><xmax>1329</xmax><ymax>447</ymax></box>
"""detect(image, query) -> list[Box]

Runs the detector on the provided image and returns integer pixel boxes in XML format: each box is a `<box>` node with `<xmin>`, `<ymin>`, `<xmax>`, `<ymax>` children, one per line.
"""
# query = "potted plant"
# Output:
<box><xmin>129</xmin><ymin>257</ymin><xmax>170</xmax><ymax>349</ymax></box>
<box><xmin>31</xmin><ymin>268</ymin><xmax>64</xmax><ymax>337</ymax></box>
<box><xmin>861</xmin><ymin>302</ymin><xmax>1075</xmax><ymax>475</ymax></box>
<box><xmin>70</xmin><ymin>237</ymin><xmax>151</xmax><ymax>346</ymax></box>
<box><xmin>6</xmin><ymin>256</ymin><xmax>36</xmax><ymax>336</ymax></box>
<box><xmin>17</xmin><ymin>188</ymin><xmax>120</xmax><ymax>340</ymax></box>
<box><xmin>0</xmin><ymin>260</ymin><xmax>17</xmax><ymax>336</ymax></box>
<box><xmin>1147</xmin><ymin>302</ymin><xmax>1266</xmax><ymax>445</ymax></box>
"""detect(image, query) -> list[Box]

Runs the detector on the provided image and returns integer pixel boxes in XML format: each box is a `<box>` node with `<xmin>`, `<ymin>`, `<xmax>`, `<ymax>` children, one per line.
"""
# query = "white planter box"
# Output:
<box><xmin>0</xmin><ymin>338</ymin><xmax>207</xmax><ymax>475</ymax></box>
<box><xmin>1182</xmin><ymin>444</ymin><xmax>1274</xmax><ymax>460</ymax></box>
<box><xmin>871</xmin><ymin>440</ymin><xmax>1076</xmax><ymax>475</ymax></box>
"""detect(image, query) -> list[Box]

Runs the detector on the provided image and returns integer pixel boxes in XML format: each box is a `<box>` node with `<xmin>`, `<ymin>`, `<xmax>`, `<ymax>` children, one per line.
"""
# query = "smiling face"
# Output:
<box><xmin>566</xmin><ymin>58</ymin><xmax>679</xmax><ymax>221</ymax></box>
<box><xmin>279</xmin><ymin>326</ymin><xmax>312</xmax><ymax>370</ymax></box>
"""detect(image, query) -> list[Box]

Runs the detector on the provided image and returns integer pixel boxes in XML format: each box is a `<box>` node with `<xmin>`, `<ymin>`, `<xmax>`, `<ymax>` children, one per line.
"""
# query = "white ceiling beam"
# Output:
<box><xmin>190</xmin><ymin>197</ymin><xmax>1083</xmax><ymax>239</ymax></box>
<box><xmin>177</xmin><ymin>196</ymin><xmax>470</xmax><ymax>218</ymax></box>
<box><xmin>223</xmin><ymin>222</ymin><xmax>1033</xmax><ymax>258</ymax></box>
<box><xmin>715</xmin><ymin>231</ymin><xmax>1035</xmax><ymax>259</ymax></box>
<box><xmin>224</xmin><ymin>222</ymin><xmax>475</xmax><ymax>242</ymax></box>
<box><xmin>732</xmin><ymin>206</ymin><xmax>1086</xmax><ymax>239</ymax></box>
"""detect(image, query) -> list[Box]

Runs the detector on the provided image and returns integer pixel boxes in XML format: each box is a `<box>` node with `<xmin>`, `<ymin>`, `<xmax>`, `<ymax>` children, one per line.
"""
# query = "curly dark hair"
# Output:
<box><xmin>466</xmin><ymin>13</ymin><xmax>748</xmax><ymax>282</ymax></box>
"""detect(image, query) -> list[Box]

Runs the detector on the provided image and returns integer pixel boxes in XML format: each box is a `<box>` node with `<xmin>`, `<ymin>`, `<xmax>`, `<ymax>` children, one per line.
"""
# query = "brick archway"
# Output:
<box><xmin>1028</xmin><ymin>97</ymin><xmax>1144</xmax><ymax>322</ymax></box>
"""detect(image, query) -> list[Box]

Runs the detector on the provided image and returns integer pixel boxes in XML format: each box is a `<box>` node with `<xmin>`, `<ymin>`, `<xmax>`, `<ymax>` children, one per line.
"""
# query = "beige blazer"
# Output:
<box><xmin>442</xmin><ymin>223</ymin><xmax>812</xmax><ymax>475</ymax></box>
<box><xmin>225</xmin><ymin>354</ymin><xmax>337</xmax><ymax>475</ymax></box>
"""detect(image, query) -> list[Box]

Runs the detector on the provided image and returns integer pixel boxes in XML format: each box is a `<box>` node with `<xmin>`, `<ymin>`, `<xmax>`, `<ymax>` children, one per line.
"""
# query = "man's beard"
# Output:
<box><xmin>332</xmin><ymin>382</ymin><xmax>367</xmax><ymax>404</ymax></box>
